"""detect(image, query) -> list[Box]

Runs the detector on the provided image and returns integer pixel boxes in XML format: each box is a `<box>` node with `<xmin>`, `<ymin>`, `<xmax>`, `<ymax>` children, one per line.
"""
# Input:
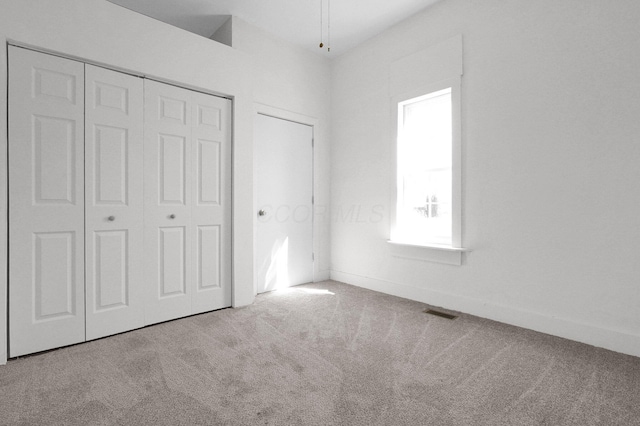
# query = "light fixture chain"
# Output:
<box><xmin>319</xmin><ymin>0</ymin><xmax>324</xmax><ymax>48</ymax></box>
<box><xmin>318</xmin><ymin>0</ymin><xmax>331</xmax><ymax>52</ymax></box>
<box><xmin>327</xmin><ymin>0</ymin><xmax>331</xmax><ymax>52</ymax></box>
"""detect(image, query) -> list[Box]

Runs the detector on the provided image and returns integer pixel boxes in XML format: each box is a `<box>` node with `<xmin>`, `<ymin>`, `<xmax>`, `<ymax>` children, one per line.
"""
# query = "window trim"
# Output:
<box><xmin>390</xmin><ymin>76</ymin><xmax>463</xmax><ymax>252</ymax></box>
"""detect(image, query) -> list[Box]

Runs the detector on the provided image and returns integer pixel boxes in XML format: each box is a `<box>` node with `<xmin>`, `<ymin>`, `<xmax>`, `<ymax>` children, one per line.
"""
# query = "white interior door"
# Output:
<box><xmin>85</xmin><ymin>65</ymin><xmax>145</xmax><ymax>340</ymax></box>
<box><xmin>190</xmin><ymin>91</ymin><xmax>232</xmax><ymax>314</ymax></box>
<box><xmin>8</xmin><ymin>47</ymin><xmax>86</xmax><ymax>357</ymax></box>
<box><xmin>255</xmin><ymin>114</ymin><xmax>313</xmax><ymax>293</ymax></box>
<box><xmin>144</xmin><ymin>80</ymin><xmax>193</xmax><ymax>325</ymax></box>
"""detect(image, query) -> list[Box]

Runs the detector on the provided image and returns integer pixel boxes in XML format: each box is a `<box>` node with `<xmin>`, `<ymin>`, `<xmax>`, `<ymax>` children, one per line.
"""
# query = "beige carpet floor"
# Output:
<box><xmin>1</xmin><ymin>280</ymin><xmax>639</xmax><ymax>425</ymax></box>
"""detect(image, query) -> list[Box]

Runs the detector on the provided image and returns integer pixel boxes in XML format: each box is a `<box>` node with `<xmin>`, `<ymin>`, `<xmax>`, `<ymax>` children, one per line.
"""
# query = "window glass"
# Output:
<box><xmin>396</xmin><ymin>88</ymin><xmax>452</xmax><ymax>245</ymax></box>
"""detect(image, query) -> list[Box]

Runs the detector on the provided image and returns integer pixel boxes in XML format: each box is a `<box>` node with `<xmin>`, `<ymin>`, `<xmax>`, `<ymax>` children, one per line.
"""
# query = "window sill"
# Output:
<box><xmin>387</xmin><ymin>240</ymin><xmax>469</xmax><ymax>265</ymax></box>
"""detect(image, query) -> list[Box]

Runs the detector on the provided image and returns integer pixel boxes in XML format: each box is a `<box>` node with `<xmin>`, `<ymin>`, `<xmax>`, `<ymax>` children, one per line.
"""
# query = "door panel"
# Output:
<box><xmin>197</xmin><ymin>140</ymin><xmax>221</xmax><ymax>205</ymax></box>
<box><xmin>159</xmin><ymin>134</ymin><xmax>187</xmax><ymax>205</ymax></box>
<box><xmin>144</xmin><ymin>80</ymin><xmax>193</xmax><ymax>324</ymax></box>
<box><xmin>85</xmin><ymin>64</ymin><xmax>144</xmax><ymax>340</ymax></box>
<box><xmin>93</xmin><ymin>125</ymin><xmax>128</xmax><ymax>205</ymax></box>
<box><xmin>190</xmin><ymin>91</ymin><xmax>231</xmax><ymax>314</ymax></box>
<box><xmin>197</xmin><ymin>225</ymin><xmax>221</xmax><ymax>289</ymax></box>
<box><xmin>255</xmin><ymin>114</ymin><xmax>314</xmax><ymax>293</ymax></box>
<box><xmin>159</xmin><ymin>226</ymin><xmax>187</xmax><ymax>297</ymax></box>
<box><xmin>159</xmin><ymin>96</ymin><xmax>187</xmax><ymax>124</ymax></box>
<box><xmin>9</xmin><ymin>47</ymin><xmax>86</xmax><ymax>357</ymax></box>
<box><xmin>33</xmin><ymin>116</ymin><xmax>77</xmax><ymax>204</ymax></box>
<box><xmin>33</xmin><ymin>232</ymin><xmax>77</xmax><ymax>320</ymax></box>
<box><xmin>93</xmin><ymin>230</ymin><xmax>129</xmax><ymax>310</ymax></box>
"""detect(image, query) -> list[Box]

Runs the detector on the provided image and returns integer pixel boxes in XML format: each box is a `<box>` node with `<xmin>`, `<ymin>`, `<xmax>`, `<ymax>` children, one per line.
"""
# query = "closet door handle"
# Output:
<box><xmin>169</xmin><ymin>214</ymin><xmax>176</xmax><ymax>219</ymax></box>
<box><xmin>108</xmin><ymin>216</ymin><xmax>115</xmax><ymax>221</ymax></box>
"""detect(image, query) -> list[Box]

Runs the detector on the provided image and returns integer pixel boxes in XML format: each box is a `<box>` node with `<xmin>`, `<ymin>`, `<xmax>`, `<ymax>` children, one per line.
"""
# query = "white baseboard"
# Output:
<box><xmin>330</xmin><ymin>270</ymin><xmax>640</xmax><ymax>358</ymax></box>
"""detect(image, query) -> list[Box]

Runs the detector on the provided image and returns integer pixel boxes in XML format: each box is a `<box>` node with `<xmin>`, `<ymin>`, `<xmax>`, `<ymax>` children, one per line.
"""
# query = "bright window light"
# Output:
<box><xmin>395</xmin><ymin>88</ymin><xmax>453</xmax><ymax>246</ymax></box>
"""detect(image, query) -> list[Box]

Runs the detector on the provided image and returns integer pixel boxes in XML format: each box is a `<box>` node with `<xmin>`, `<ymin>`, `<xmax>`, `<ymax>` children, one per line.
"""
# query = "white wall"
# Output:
<box><xmin>232</xmin><ymin>18</ymin><xmax>332</xmax><ymax>281</ymax></box>
<box><xmin>0</xmin><ymin>0</ymin><xmax>331</xmax><ymax>364</ymax></box>
<box><xmin>330</xmin><ymin>0</ymin><xmax>640</xmax><ymax>357</ymax></box>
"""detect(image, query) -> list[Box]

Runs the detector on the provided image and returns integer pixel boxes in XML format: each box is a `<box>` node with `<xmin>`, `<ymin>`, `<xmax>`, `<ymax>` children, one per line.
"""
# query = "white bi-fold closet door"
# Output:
<box><xmin>8</xmin><ymin>47</ymin><xmax>231</xmax><ymax>357</ymax></box>
<box><xmin>85</xmin><ymin>64</ymin><xmax>146</xmax><ymax>341</ymax></box>
<box><xmin>143</xmin><ymin>80</ymin><xmax>232</xmax><ymax>325</ymax></box>
<box><xmin>9</xmin><ymin>47</ymin><xmax>87</xmax><ymax>356</ymax></box>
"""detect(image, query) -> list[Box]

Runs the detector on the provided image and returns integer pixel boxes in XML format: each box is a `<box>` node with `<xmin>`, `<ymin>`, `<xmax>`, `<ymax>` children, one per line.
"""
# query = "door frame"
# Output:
<box><xmin>253</xmin><ymin>103</ymin><xmax>318</xmax><ymax>295</ymax></box>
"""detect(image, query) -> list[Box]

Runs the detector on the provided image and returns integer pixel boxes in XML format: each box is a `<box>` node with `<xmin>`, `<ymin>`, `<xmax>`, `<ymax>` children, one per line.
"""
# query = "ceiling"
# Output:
<box><xmin>107</xmin><ymin>0</ymin><xmax>442</xmax><ymax>57</ymax></box>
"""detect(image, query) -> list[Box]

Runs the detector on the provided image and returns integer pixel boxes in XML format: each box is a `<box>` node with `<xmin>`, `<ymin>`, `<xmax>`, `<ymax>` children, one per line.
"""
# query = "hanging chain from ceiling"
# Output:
<box><xmin>319</xmin><ymin>0</ymin><xmax>331</xmax><ymax>52</ymax></box>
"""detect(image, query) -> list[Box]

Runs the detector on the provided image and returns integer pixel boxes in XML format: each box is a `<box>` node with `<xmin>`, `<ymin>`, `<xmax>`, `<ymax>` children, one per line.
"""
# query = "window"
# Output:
<box><xmin>391</xmin><ymin>79</ymin><xmax>461</xmax><ymax>249</ymax></box>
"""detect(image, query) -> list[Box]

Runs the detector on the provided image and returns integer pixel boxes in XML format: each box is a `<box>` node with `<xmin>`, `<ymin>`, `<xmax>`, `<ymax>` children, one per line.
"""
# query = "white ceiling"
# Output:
<box><xmin>107</xmin><ymin>0</ymin><xmax>442</xmax><ymax>57</ymax></box>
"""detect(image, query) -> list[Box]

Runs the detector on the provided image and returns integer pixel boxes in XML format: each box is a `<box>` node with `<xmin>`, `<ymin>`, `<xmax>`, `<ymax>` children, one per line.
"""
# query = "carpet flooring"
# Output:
<box><xmin>1</xmin><ymin>280</ymin><xmax>639</xmax><ymax>425</ymax></box>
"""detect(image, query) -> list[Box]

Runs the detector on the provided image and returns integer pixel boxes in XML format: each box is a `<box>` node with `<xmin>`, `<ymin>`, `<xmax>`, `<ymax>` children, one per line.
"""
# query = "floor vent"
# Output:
<box><xmin>424</xmin><ymin>309</ymin><xmax>458</xmax><ymax>320</ymax></box>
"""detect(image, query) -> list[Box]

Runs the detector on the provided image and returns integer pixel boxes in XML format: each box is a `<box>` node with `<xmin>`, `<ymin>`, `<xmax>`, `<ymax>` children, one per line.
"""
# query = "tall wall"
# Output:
<box><xmin>330</xmin><ymin>0</ymin><xmax>640</xmax><ymax>357</ymax></box>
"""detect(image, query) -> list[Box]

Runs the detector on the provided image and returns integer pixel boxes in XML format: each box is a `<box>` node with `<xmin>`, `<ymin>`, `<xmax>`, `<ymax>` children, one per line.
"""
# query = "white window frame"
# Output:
<box><xmin>389</xmin><ymin>77</ymin><xmax>465</xmax><ymax>264</ymax></box>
